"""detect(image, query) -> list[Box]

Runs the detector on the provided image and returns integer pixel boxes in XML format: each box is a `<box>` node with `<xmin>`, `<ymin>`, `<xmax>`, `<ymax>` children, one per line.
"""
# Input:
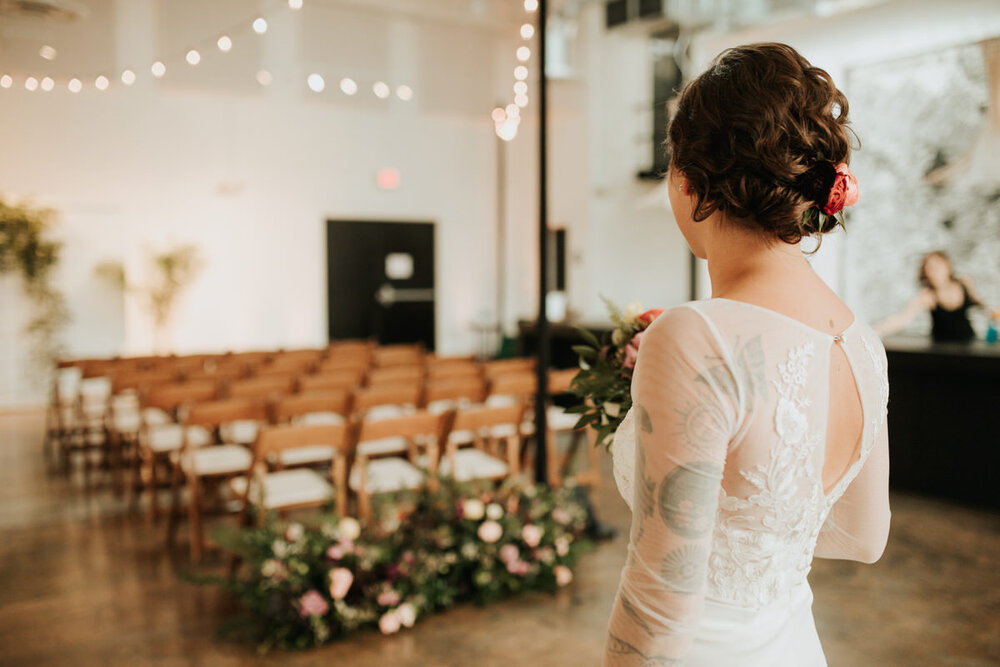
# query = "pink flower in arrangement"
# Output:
<box><xmin>554</xmin><ymin>565</ymin><xmax>574</xmax><ymax>587</ymax></box>
<box><xmin>377</xmin><ymin>589</ymin><xmax>401</xmax><ymax>607</ymax></box>
<box><xmin>623</xmin><ymin>343</ymin><xmax>639</xmax><ymax>370</ymax></box>
<box><xmin>522</xmin><ymin>524</ymin><xmax>543</xmax><ymax>548</ymax></box>
<box><xmin>328</xmin><ymin>567</ymin><xmax>354</xmax><ymax>601</ymax></box>
<box><xmin>478</xmin><ymin>520</ymin><xmax>503</xmax><ymax>543</ymax></box>
<box><xmin>637</xmin><ymin>308</ymin><xmax>666</xmax><ymax>326</ymax></box>
<box><xmin>500</xmin><ymin>543</ymin><xmax>520</xmax><ymax>564</ymax></box>
<box><xmin>555</xmin><ymin>537</ymin><xmax>570</xmax><ymax>557</ymax></box>
<box><xmin>506</xmin><ymin>559</ymin><xmax>531</xmax><ymax>576</ymax></box>
<box><xmin>298</xmin><ymin>590</ymin><xmax>329</xmax><ymax>618</ymax></box>
<box><xmin>379</xmin><ymin>610</ymin><xmax>402</xmax><ymax>635</ymax></box>
<box><xmin>551</xmin><ymin>508</ymin><xmax>571</xmax><ymax>525</ymax></box>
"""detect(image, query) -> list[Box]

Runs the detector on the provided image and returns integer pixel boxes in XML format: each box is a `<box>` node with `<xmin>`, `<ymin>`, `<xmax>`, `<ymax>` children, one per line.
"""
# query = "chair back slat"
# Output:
<box><xmin>184</xmin><ymin>398</ymin><xmax>268</xmax><ymax>428</ymax></box>
<box><xmin>255</xmin><ymin>422</ymin><xmax>351</xmax><ymax>460</ymax></box>
<box><xmin>483</xmin><ymin>357</ymin><xmax>535</xmax><ymax>378</ymax></box>
<box><xmin>548</xmin><ymin>368</ymin><xmax>578</xmax><ymax>395</ymax></box>
<box><xmin>228</xmin><ymin>375</ymin><xmax>296</xmax><ymax>400</ymax></box>
<box><xmin>487</xmin><ymin>371</ymin><xmax>537</xmax><ymax>399</ymax></box>
<box><xmin>424</xmin><ymin>377</ymin><xmax>486</xmax><ymax>405</ymax></box>
<box><xmin>144</xmin><ymin>381</ymin><xmax>218</xmax><ymax>412</ymax></box>
<box><xmin>356</xmin><ymin>410</ymin><xmax>448</xmax><ymax>445</ymax></box>
<box><xmin>300</xmin><ymin>371</ymin><xmax>364</xmax><ymax>393</ymax></box>
<box><xmin>366</xmin><ymin>366</ymin><xmax>424</xmax><ymax>386</ymax></box>
<box><xmin>273</xmin><ymin>391</ymin><xmax>351</xmax><ymax>423</ymax></box>
<box><xmin>352</xmin><ymin>384</ymin><xmax>422</xmax><ymax>415</ymax></box>
<box><xmin>451</xmin><ymin>403</ymin><xmax>525</xmax><ymax>432</ymax></box>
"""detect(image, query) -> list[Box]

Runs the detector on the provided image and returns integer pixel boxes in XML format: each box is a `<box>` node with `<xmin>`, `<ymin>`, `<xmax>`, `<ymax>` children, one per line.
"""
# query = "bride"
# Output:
<box><xmin>604</xmin><ymin>43</ymin><xmax>891</xmax><ymax>666</ymax></box>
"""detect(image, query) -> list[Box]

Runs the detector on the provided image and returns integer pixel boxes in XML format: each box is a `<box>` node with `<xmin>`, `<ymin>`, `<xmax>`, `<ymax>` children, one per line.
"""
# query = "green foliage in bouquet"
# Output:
<box><xmin>210</xmin><ymin>474</ymin><xmax>592</xmax><ymax>652</ymax></box>
<box><xmin>566</xmin><ymin>297</ymin><xmax>665</xmax><ymax>450</ymax></box>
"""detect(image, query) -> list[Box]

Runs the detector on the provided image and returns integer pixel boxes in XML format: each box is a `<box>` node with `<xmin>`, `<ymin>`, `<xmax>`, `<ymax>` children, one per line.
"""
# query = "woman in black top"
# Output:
<box><xmin>876</xmin><ymin>251</ymin><xmax>999</xmax><ymax>342</ymax></box>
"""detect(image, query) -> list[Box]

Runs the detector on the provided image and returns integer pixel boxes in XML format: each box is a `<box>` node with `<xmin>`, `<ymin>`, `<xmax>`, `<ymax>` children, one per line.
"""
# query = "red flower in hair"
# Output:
<box><xmin>823</xmin><ymin>163</ymin><xmax>860</xmax><ymax>215</ymax></box>
<box><xmin>637</xmin><ymin>308</ymin><xmax>665</xmax><ymax>326</ymax></box>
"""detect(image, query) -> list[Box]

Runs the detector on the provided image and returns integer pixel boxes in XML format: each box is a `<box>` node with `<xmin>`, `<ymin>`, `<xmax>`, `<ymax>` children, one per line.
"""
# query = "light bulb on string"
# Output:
<box><xmin>373</xmin><ymin>81</ymin><xmax>390</xmax><ymax>99</ymax></box>
<box><xmin>217</xmin><ymin>35</ymin><xmax>232</xmax><ymax>52</ymax></box>
<box><xmin>514</xmin><ymin>65</ymin><xmax>528</xmax><ymax>80</ymax></box>
<box><xmin>256</xmin><ymin>70</ymin><xmax>273</xmax><ymax>86</ymax></box>
<box><xmin>496</xmin><ymin>118</ymin><xmax>518</xmax><ymax>141</ymax></box>
<box><xmin>288</xmin><ymin>0</ymin><xmax>303</xmax><ymax>8</ymax></box>
<box><xmin>253</xmin><ymin>17</ymin><xmax>268</xmax><ymax>34</ymax></box>
<box><xmin>40</xmin><ymin>77</ymin><xmax>54</xmax><ymax>92</ymax></box>
<box><xmin>516</xmin><ymin>46</ymin><xmax>530</xmax><ymax>62</ymax></box>
<box><xmin>396</xmin><ymin>84</ymin><xmax>413</xmax><ymax>101</ymax></box>
<box><xmin>1</xmin><ymin>75</ymin><xmax>13</xmax><ymax>89</ymax></box>
<box><xmin>505</xmin><ymin>103</ymin><xmax>519</xmax><ymax>118</ymax></box>
<box><xmin>25</xmin><ymin>77</ymin><xmax>38</xmax><ymax>91</ymax></box>
<box><xmin>491</xmin><ymin>107</ymin><xmax>506</xmax><ymax>122</ymax></box>
<box><xmin>307</xmin><ymin>73</ymin><xmax>325</xmax><ymax>92</ymax></box>
<box><xmin>68</xmin><ymin>78</ymin><xmax>82</xmax><ymax>93</ymax></box>
<box><xmin>515</xmin><ymin>94</ymin><xmax>528</xmax><ymax>107</ymax></box>
<box><xmin>186</xmin><ymin>49</ymin><xmax>201</xmax><ymax>65</ymax></box>
<box><xmin>121</xmin><ymin>69</ymin><xmax>136</xmax><ymax>85</ymax></box>
<box><xmin>514</xmin><ymin>81</ymin><xmax>527</xmax><ymax>95</ymax></box>
<box><xmin>151</xmin><ymin>61</ymin><xmax>166</xmax><ymax>78</ymax></box>
<box><xmin>95</xmin><ymin>75</ymin><xmax>109</xmax><ymax>91</ymax></box>
<box><xmin>524</xmin><ymin>0</ymin><xmax>538</xmax><ymax>12</ymax></box>
<box><xmin>520</xmin><ymin>24</ymin><xmax>534</xmax><ymax>39</ymax></box>
<box><xmin>340</xmin><ymin>78</ymin><xmax>357</xmax><ymax>95</ymax></box>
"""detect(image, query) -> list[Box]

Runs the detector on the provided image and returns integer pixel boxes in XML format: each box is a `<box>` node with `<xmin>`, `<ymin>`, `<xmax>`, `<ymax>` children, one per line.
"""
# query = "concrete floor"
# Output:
<box><xmin>1</xmin><ymin>410</ymin><xmax>998</xmax><ymax>666</ymax></box>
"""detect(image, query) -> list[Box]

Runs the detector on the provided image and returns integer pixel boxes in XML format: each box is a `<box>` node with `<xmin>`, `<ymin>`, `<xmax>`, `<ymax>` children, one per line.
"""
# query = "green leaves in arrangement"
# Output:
<box><xmin>208</xmin><ymin>475</ymin><xmax>592</xmax><ymax>652</ymax></box>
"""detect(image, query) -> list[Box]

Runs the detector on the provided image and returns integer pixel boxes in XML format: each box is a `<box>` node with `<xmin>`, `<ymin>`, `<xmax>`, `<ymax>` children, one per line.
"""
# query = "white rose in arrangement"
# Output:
<box><xmin>579</xmin><ymin>359</ymin><xmax>591</xmax><ymax>371</ymax></box>
<box><xmin>272</xmin><ymin>539</ymin><xmax>289</xmax><ymax>558</ymax></box>
<box><xmin>462</xmin><ymin>499</ymin><xmax>485</xmax><ymax>520</ymax></box>
<box><xmin>611</xmin><ymin>328</ymin><xmax>625</xmax><ymax>346</ymax></box>
<box><xmin>477</xmin><ymin>520</ymin><xmax>503</xmax><ymax>543</ymax></box>
<box><xmin>378</xmin><ymin>610</ymin><xmax>402</xmax><ymax>635</ymax></box>
<box><xmin>339</xmin><ymin>517</ymin><xmax>362</xmax><ymax>541</ymax></box>
<box><xmin>397</xmin><ymin>603</ymin><xmax>417</xmax><ymax>628</ymax></box>
<box><xmin>285</xmin><ymin>523</ymin><xmax>304</xmax><ymax>542</ymax></box>
<box><xmin>603</xmin><ymin>402</ymin><xmax>621</xmax><ymax>419</ymax></box>
<box><xmin>555</xmin><ymin>536</ymin><xmax>570</xmax><ymax>557</ymax></box>
<box><xmin>554</xmin><ymin>565</ymin><xmax>574</xmax><ymax>587</ymax></box>
<box><xmin>485</xmin><ymin>502</ymin><xmax>504</xmax><ymax>520</ymax></box>
<box><xmin>622</xmin><ymin>302</ymin><xmax>644</xmax><ymax>323</ymax></box>
<box><xmin>522</xmin><ymin>524</ymin><xmax>543</xmax><ymax>547</ymax></box>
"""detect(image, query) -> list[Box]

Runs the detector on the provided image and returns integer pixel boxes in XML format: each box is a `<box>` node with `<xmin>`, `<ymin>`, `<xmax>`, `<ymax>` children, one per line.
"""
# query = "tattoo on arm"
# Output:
<box><xmin>660</xmin><ymin>544</ymin><xmax>708</xmax><ymax>595</ymax></box>
<box><xmin>620</xmin><ymin>593</ymin><xmax>655</xmax><ymax>637</ymax></box>
<box><xmin>607</xmin><ymin>633</ymin><xmax>682</xmax><ymax>666</ymax></box>
<box><xmin>657</xmin><ymin>461</ymin><xmax>722</xmax><ymax>538</ymax></box>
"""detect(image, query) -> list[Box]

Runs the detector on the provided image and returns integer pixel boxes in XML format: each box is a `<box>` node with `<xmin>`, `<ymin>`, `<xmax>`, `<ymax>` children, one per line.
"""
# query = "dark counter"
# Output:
<box><xmin>884</xmin><ymin>336</ymin><xmax>1000</xmax><ymax>509</ymax></box>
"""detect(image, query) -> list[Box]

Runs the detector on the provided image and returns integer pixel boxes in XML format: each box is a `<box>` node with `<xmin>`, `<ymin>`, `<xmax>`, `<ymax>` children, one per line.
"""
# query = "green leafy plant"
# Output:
<box><xmin>95</xmin><ymin>244</ymin><xmax>203</xmax><ymax>352</ymax></box>
<box><xmin>566</xmin><ymin>297</ymin><xmax>665</xmax><ymax>449</ymax></box>
<box><xmin>208</xmin><ymin>474</ymin><xmax>592</xmax><ymax>652</ymax></box>
<box><xmin>0</xmin><ymin>198</ymin><xmax>69</xmax><ymax>371</ymax></box>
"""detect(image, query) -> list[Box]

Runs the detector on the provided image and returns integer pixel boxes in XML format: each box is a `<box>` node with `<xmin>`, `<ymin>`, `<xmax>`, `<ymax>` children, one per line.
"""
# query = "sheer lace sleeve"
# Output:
<box><xmin>814</xmin><ymin>416</ymin><xmax>891</xmax><ymax>563</ymax></box>
<box><xmin>605</xmin><ymin>306</ymin><xmax>741</xmax><ymax>665</ymax></box>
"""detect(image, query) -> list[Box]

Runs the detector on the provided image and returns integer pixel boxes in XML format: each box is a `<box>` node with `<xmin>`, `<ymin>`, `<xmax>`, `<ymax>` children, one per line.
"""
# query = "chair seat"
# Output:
<box><xmin>349</xmin><ymin>457</ymin><xmax>424</xmax><ymax>494</ymax></box>
<box><xmin>357</xmin><ymin>436</ymin><xmax>409</xmax><ymax>457</ymax></box>
<box><xmin>219</xmin><ymin>419</ymin><xmax>260</xmax><ymax>445</ymax></box>
<box><xmin>364</xmin><ymin>404</ymin><xmax>416</xmax><ymax>422</ymax></box>
<box><xmin>291</xmin><ymin>412</ymin><xmax>345</xmax><ymax>426</ymax></box>
<box><xmin>147</xmin><ymin>424</ymin><xmax>212</xmax><ymax>452</ymax></box>
<box><xmin>447</xmin><ymin>429</ymin><xmax>476</xmax><ymax>444</ymax></box>
<box><xmin>277</xmin><ymin>444</ymin><xmax>337</xmax><ymax>467</ymax></box>
<box><xmin>112</xmin><ymin>411</ymin><xmax>141</xmax><ymax>435</ymax></box>
<box><xmin>181</xmin><ymin>444</ymin><xmax>251</xmax><ymax>475</ymax></box>
<box><xmin>231</xmin><ymin>469</ymin><xmax>333</xmax><ymax>509</ymax></box>
<box><xmin>430</xmin><ymin>449</ymin><xmax>509</xmax><ymax>482</ymax></box>
<box><xmin>547</xmin><ymin>406</ymin><xmax>580</xmax><ymax>431</ymax></box>
<box><xmin>143</xmin><ymin>407</ymin><xmax>171</xmax><ymax>426</ymax></box>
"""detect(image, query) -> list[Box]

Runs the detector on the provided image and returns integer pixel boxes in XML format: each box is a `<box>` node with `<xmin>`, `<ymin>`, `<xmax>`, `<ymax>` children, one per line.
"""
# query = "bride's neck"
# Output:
<box><xmin>703</xmin><ymin>220</ymin><xmax>813</xmax><ymax>298</ymax></box>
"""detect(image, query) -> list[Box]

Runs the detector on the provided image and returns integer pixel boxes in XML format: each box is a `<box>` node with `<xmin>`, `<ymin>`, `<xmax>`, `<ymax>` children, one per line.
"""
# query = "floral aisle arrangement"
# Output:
<box><xmin>567</xmin><ymin>298</ymin><xmax>664</xmax><ymax>449</ymax></box>
<box><xmin>212</xmin><ymin>475</ymin><xmax>592</xmax><ymax>651</ymax></box>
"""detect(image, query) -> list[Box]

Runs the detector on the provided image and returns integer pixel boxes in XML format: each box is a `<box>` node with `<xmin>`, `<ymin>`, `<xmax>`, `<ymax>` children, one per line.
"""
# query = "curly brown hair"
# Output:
<box><xmin>667</xmin><ymin>43</ymin><xmax>858</xmax><ymax>243</ymax></box>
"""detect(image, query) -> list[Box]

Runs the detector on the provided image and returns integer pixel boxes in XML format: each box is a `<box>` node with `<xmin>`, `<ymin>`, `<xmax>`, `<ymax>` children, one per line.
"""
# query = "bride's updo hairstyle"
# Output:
<box><xmin>667</xmin><ymin>43</ymin><xmax>856</xmax><ymax>243</ymax></box>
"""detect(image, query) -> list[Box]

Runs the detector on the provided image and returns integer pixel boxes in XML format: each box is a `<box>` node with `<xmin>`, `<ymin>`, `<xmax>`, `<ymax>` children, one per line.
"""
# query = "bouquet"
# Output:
<box><xmin>567</xmin><ymin>297</ymin><xmax>664</xmax><ymax>449</ymax></box>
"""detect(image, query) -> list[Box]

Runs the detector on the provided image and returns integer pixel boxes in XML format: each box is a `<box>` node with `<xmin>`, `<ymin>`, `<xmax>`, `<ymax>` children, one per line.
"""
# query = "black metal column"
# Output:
<box><xmin>534</xmin><ymin>0</ymin><xmax>550</xmax><ymax>485</ymax></box>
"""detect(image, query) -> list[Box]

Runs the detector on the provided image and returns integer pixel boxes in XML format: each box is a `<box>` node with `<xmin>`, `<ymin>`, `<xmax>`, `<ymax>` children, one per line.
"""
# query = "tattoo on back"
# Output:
<box><xmin>657</xmin><ymin>461</ymin><xmax>722</xmax><ymax>538</ymax></box>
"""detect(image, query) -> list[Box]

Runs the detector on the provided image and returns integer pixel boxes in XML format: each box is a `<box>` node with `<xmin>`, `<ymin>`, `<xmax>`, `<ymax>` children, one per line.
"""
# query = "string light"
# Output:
<box><xmin>121</xmin><ymin>69</ymin><xmax>136</xmax><ymax>85</ymax></box>
<box><xmin>340</xmin><ymin>78</ymin><xmax>357</xmax><ymax>95</ymax></box>
<box><xmin>68</xmin><ymin>78</ymin><xmax>82</xmax><ymax>93</ymax></box>
<box><xmin>307</xmin><ymin>73</ymin><xmax>325</xmax><ymax>92</ymax></box>
<box><xmin>524</xmin><ymin>0</ymin><xmax>538</xmax><ymax>11</ymax></box>
<box><xmin>396</xmin><ymin>84</ymin><xmax>413</xmax><ymax>101</ymax></box>
<box><xmin>151</xmin><ymin>61</ymin><xmax>166</xmax><ymax>78</ymax></box>
<box><xmin>514</xmin><ymin>66</ymin><xmax>528</xmax><ymax>80</ymax></box>
<box><xmin>186</xmin><ymin>49</ymin><xmax>201</xmax><ymax>65</ymax></box>
<box><xmin>40</xmin><ymin>76</ymin><xmax>54</xmax><ymax>92</ymax></box>
<box><xmin>520</xmin><ymin>24</ymin><xmax>534</xmax><ymax>39</ymax></box>
<box><xmin>513</xmin><ymin>81</ymin><xmax>527</xmax><ymax>95</ymax></box>
<box><xmin>515</xmin><ymin>94</ymin><xmax>528</xmax><ymax>107</ymax></box>
<box><xmin>516</xmin><ymin>46</ymin><xmax>530</xmax><ymax>62</ymax></box>
<box><xmin>217</xmin><ymin>35</ymin><xmax>232</xmax><ymax>52</ymax></box>
<box><xmin>25</xmin><ymin>77</ymin><xmax>38</xmax><ymax>91</ymax></box>
<box><xmin>505</xmin><ymin>103</ymin><xmax>520</xmax><ymax>118</ymax></box>
<box><xmin>39</xmin><ymin>45</ymin><xmax>57</xmax><ymax>61</ymax></box>
<box><xmin>373</xmin><ymin>81</ymin><xmax>390</xmax><ymax>99</ymax></box>
<box><xmin>288</xmin><ymin>0</ymin><xmax>303</xmax><ymax>8</ymax></box>
<box><xmin>491</xmin><ymin>107</ymin><xmax>505</xmax><ymax>122</ymax></box>
<box><xmin>256</xmin><ymin>69</ymin><xmax>273</xmax><ymax>86</ymax></box>
<box><xmin>95</xmin><ymin>75</ymin><xmax>109</xmax><ymax>90</ymax></box>
<box><xmin>1</xmin><ymin>75</ymin><xmax>12</xmax><ymax>89</ymax></box>
<box><xmin>252</xmin><ymin>17</ymin><xmax>268</xmax><ymax>34</ymax></box>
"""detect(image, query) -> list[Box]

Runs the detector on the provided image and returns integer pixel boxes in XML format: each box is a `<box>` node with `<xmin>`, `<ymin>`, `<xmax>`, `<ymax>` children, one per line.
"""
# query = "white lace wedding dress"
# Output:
<box><xmin>606</xmin><ymin>299</ymin><xmax>891</xmax><ymax>666</ymax></box>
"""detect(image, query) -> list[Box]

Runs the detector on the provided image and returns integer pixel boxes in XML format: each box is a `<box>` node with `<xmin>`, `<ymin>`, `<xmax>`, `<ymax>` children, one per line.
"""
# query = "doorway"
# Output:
<box><xmin>326</xmin><ymin>220</ymin><xmax>436</xmax><ymax>350</ymax></box>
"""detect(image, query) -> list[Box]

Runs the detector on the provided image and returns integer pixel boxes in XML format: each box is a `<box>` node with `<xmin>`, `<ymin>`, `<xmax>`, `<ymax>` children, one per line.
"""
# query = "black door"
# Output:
<box><xmin>326</xmin><ymin>220</ymin><xmax>436</xmax><ymax>350</ymax></box>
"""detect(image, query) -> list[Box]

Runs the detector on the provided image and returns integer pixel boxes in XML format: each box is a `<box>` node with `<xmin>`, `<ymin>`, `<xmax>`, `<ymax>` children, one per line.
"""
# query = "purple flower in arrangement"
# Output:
<box><xmin>298</xmin><ymin>590</ymin><xmax>329</xmax><ymax>618</ymax></box>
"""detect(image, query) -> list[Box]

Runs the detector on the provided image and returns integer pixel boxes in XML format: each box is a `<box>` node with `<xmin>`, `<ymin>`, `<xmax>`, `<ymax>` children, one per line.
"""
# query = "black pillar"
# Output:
<box><xmin>534</xmin><ymin>0</ymin><xmax>550</xmax><ymax>486</ymax></box>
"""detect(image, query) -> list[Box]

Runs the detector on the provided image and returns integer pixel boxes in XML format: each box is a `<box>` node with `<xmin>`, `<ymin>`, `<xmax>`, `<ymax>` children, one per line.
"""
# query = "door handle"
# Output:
<box><xmin>375</xmin><ymin>283</ymin><xmax>434</xmax><ymax>306</ymax></box>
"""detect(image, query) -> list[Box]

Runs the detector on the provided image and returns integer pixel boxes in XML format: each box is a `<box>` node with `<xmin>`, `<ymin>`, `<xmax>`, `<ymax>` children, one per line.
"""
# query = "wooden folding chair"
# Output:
<box><xmin>299</xmin><ymin>369</ymin><xmax>365</xmax><ymax>393</ymax></box>
<box><xmin>482</xmin><ymin>357</ymin><xmax>536</xmax><ymax>380</ymax></box>
<box><xmin>424</xmin><ymin>377</ymin><xmax>487</xmax><ymax>414</ymax></box>
<box><xmin>317</xmin><ymin>356</ymin><xmax>370</xmax><ymax>376</ymax></box>
<box><xmin>426</xmin><ymin>361</ymin><xmax>481</xmax><ymax>381</ymax></box>
<box><xmin>352</xmin><ymin>384</ymin><xmax>422</xmax><ymax>422</ymax></box>
<box><xmin>366</xmin><ymin>365</ymin><xmax>424</xmax><ymax>387</ymax></box>
<box><xmin>270</xmin><ymin>392</ymin><xmax>353</xmax><ymax>469</ymax></box>
<box><xmin>227</xmin><ymin>375</ymin><xmax>296</xmax><ymax>402</ymax></box>
<box><xmin>545</xmin><ymin>368</ymin><xmax>599</xmax><ymax>488</ymax></box>
<box><xmin>438</xmin><ymin>403</ymin><xmax>525</xmax><ymax>482</ymax></box>
<box><xmin>350</xmin><ymin>411</ymin><xmax>448</xmax><ymax>521</ymax></box>
<box><xmin>230</xmin><ymin>422</ymin><xmax>354</xmax><ymax>522</ymax></box>
<box><xmin>169</xmin><ymin>398</ymin><xmax>268</xmax><ymax>561</ymax></box>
